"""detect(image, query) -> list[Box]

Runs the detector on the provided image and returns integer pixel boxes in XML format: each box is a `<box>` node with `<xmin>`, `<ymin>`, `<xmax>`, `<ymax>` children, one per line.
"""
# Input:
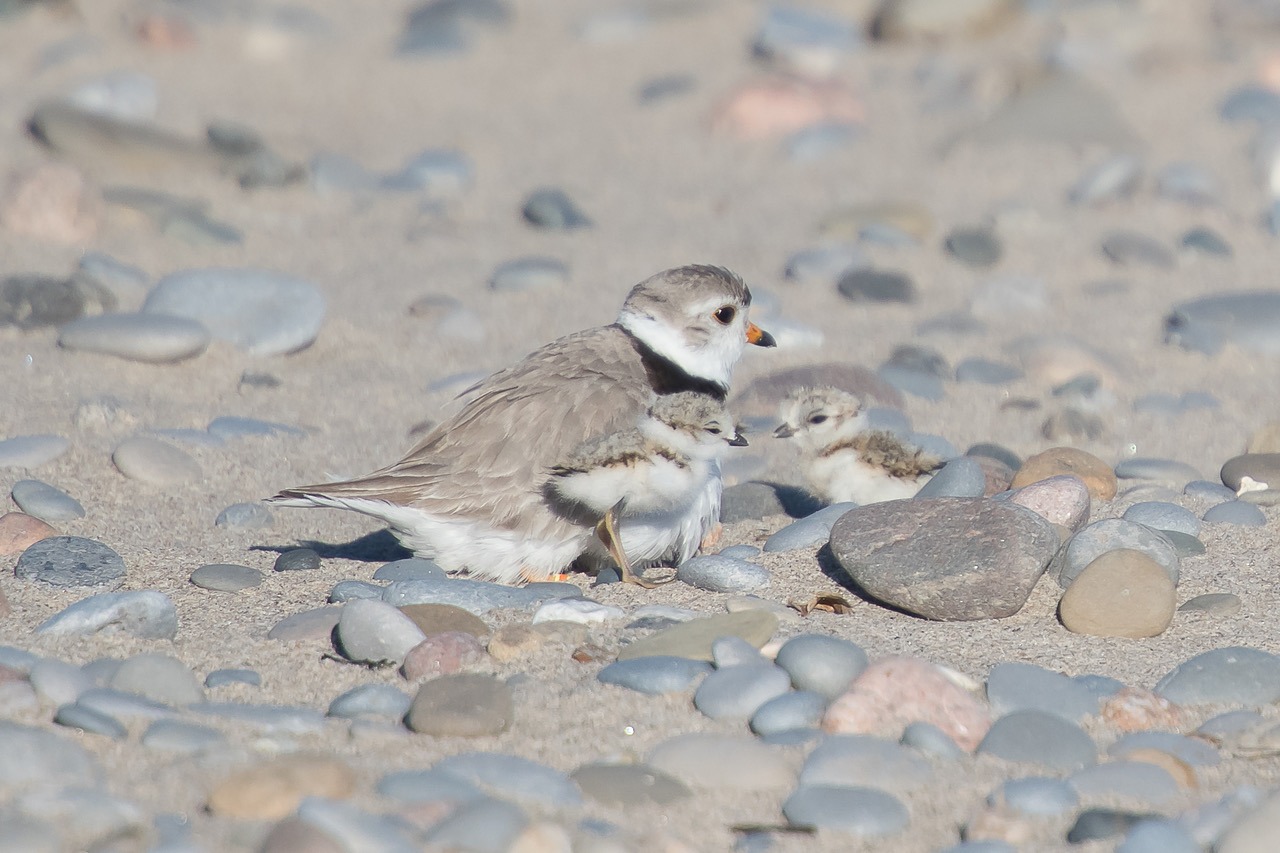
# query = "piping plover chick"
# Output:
<box><xmin>774</xmin><ymin>386</ymin><xmax>942</xmax><ymax>505</ymax></box>
<box><xmin>270</xmin><ymin>265</ymin><xmax>775</xmax><ymax>584</ymax></box>
<box><xmin>547</xmin><ymin>391</ymin><xmax>747</xmax><ymax>587</ymax></box>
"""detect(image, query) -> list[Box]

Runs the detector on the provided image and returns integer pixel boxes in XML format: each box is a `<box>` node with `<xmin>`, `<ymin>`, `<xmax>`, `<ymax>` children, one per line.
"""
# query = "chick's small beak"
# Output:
<box><xmin>746</xmin><ymin>322</ymin><xmax>776</xmax><ymax>348</ymax></box>
<box><xmin>773</xmin><ymin>423</ymin><xmax>796</xmax><ymax>439</ymax></box>
<box><xmin>728</xmin><ymin>429</ymin><xmax>749</xmax><ymax>447</ymax></box>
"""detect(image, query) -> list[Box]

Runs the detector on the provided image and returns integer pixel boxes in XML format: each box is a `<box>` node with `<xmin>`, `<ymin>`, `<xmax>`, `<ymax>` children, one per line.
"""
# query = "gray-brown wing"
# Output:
<box><xmin>276</xmin><ymin>325</ymin><xmax>655</xmax><ymax>527</ymax></box>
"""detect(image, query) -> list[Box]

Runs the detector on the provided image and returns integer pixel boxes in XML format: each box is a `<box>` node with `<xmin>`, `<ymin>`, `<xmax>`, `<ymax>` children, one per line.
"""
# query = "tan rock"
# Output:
<box><xmin>1058</xmin><ymin>549</ymin><xmax>1176</xmax><ymax>638</ymax></box>
<box><xmin>487</xmin><ymin>624</ymin><xmax>545</xmax><ymax>662</ymax></box>
<box><xmin>1123</xmin><ymin>747</ymin><xmax>1198</xmax><ymax>790</ymax></box>
<box><xmin>973</xmin><ymin>454</ymin><xmax>1015</xmax><ymax>496</ymax></box>
<box><xmin>397</xmin><ymin>603</ymin><xmax>489</xmax><ymax>638</ymax></box>
<box><xmin>1011</xmin><ymin>474</ymin><xmax>1091</xmax><ymax>531</ymax></box>
<box><xmin>0</xmin><ymin>163</ymin><xmax>100</xmax><ymax>244</ymax></box>
<box><xmin>963</xmin><ymin>801</ymin><xmax>1036</xmax><ymax>845</ymax></box>
<box><xmin>0</xmin><ymin>512</ymin><xmax>59</xmax><ymax>557</ymax></box>
<box><xmin>710</xmin><ymin>77</ymin><xmax>862</xmax><ymax>140</ymax></box>
<box><xmin>823</xmin><ymin>655</ymin><xmax>991</xmax><ymax>751</ymax></box>
<box><xmin>872</xmin><ymin>0</ymin><xmax>1022</xmax><ymax>42</ymax></box>
<box><xmin>207</xmin><ymin>755</ymin><xmax>356</xmax><ymax>820</ymax></box>
<box><xmin>258</xmin><ymin>817</ymin><xmax>343</xmax><ymax>853</ymax></box>
<box><xmin>1012</xmin><ymin>447</ymin><xmax>1117</xmax><ymax>501</ymax></box>
<box><xmin>400</xmin><ymin>631</ymin><xmax>486</xmax><ymax>680</ymax></box>
<box><xmin>1099</xmin><ymin>687</ymin><xmax>1187</xmax><ymax>732</ymax></box>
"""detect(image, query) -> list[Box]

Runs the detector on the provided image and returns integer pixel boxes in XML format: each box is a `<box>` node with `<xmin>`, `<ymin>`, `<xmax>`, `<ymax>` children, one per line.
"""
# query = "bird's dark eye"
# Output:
<box><xmin>808</xmin><ymin>414</ymin><xmax>828</xmax><ymax>425</ymax></box>
<box><xmin>713</xmin><ymin>306</ymin><xmax>736</xmax><ymax>324</ymax></box>
<box><xmin>707</xmin><ymin>426</ymin><xmax>722</xmax><ymax>435</ymax></box>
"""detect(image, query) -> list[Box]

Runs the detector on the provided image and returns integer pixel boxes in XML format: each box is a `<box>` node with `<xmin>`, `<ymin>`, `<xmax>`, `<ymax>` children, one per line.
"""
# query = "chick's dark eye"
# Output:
<box><xmin>808</xmin><ymin>414</ymin><xmax>828</xmax><ymax>425</ymax></box>
<box><xmin>713</xmin><ymin>306</ymin><xmax>736</xmax><ymax>324</ymax></box>
<box><xmin>707</xmin><ymin>426</ymin><xmax>722</xmax><ymax>435</ymax></box>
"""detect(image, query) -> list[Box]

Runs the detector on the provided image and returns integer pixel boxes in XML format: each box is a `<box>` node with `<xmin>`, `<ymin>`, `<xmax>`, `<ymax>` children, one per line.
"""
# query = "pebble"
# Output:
<box><xmin>762</xmin><ymin>502</ymin><xmax>856</xmax><ymax>552</ymax></box>
<box><xmin>647</xmin><ymin>733</ymin><xmax>794</xmax><ymax>790</ymax></box>
<box><xmin>944</xmin><ymin>226</ymin><xmax>1002</xmax><ymax>267</ymax></box>
<box><xmin>112</xmin><ymin>436</ymin><xmax>201</xmax><ymax>485</ymax></box>
<box><xmin>1053</xmin><ymin>519</ymin><xmax>1181</xmax><ymax>588</ymax></box>
<box><xmin>295</xmin><ymin>797</ymin><xmax>421</xmax><ymax>852</ymax></box>
<box><xmin>1058</xmin><ymin>549</ymin><xmax>1177</xmax><ymax>638</ymax></box>
<box><xmin>327</xmin><ymin>684</ymin><xmax>412</xmax><ymax>719</ymax></box>
<box><xmin>1012</xmin><ymin>446</ymin><xmax>1117</xmax><ymax>500</ymax></box>
<box><xmin>15</xmin><ymin>788</ymin><xmax>147</xmax><ymax>851</ymax></box>
<box><xmin>784</xmin><ymin>244</ymin><xmax>868</xmax><ymax>285</ymax></box>
<box><xmin>1009</xmin><ymin>474</ymin><xmax>1090</xmax><ymax>531</ymax></box>
<box><xmin>915</xmin><ymin>456</ymin><xmax>987</xmax><ymax>498</ymax></box>
<box><xmin>274</xmin><ymin>547</ymin><xmax>321</xmax><ymax>572</ymax></box>
<box><xmin>1115</xmin><ymin>457</ymin><xmax>1201</xmax><ymax>484</ymax></box>
<box><xmin>1067</xmin><ymin>809</ymin><xmax>1156</xmax><ymax>843</ymax></box>
<box><xmin>774</xmin><ymin>634</ymin><xmax>868</xmax><ymax>698</ymax></box>
<box><xmin>381</xmin><ymin>576</ymin><xmax>575</xmax><ymax>614</ymax></box>
<box><xmin>1110</xmin><ymin>731</ymin><xmax>1219</xmax><ymax>768</ymax></box>
<box><xmin>401</xmin><ymin>631</ymin><xmax>486</xmax><ymax>679</ymax></box>
<box><xmin>1069</xmin><ymin>154</ymin><xmax>1142</xmax><ymax>205</ymax></box>
<box><xmin>189</xmin><ymin>701</ymin><xmax>326</xmax><ymax>734</ymax></box>
<box><xmin>1117</xmin><ymin>819</ymin><xmax>1202</xmax><ymax>853</ymax></box>
<box><xmin>142</xmin><ymin>268</ymin><xmax>327</xmax><ymax>356</ymax></box>
<box><xmin>570</xmin><ymin>762</ymin><xmax>691</xmax><ymax>806</ymax></box>
<box><xmin>10</xmin><ymin>480</ymin><xmax>84</xmax><ymax>523</ymax></box>
<box><xmin>1181</xmin><ymin>227</ymin><xmax>1232</xmax><ymax>258</ymax></box>
<box><xmin>1122</xmin><ymin>501</ymin><xmax>1201</xmax><ymax>535</ymax></box>
<box><xmin>53</xmin><ymin>702</ymin><xmax>127</xmax><ymax>739</ymax></box>
<box><xmin>750</xmin><ymin>690</ymin><xmax>827</xmax><ymax>736</ymax></box>
<box><xmin>997</xmin><ymin>777</ymin><xmax>1079</xmax><ymax>816</ymax></box>
<box><xmin>782</xmin><ymin>785</ymin><xmax>910</xmax><ymax>835</ymax></box>
<box><xmin>831</xmin><ymin>497</ymin><xmax>1058</xmax><ymax>620</ymax></box>
<box><xmin>1068</xmin><ymin>761</ymin><xmax>1180</xmax><ymax>806</ymax></box>
<box><xmin>16</xmin><ymin>535</ymin><xmax>126</xmax><ymax>589</ymax></box>
<box><xmin>676</xmin><ymin>554</ymin><xmax>769</xmax><ymax>592</ymax></box>
<box><xmin>712</xmin><ymin>635</ymin><xmax>765</xmax><ymax>667</ymax></box>
<box><xmin>489</xmin><ymin>257</ymin><xmax>570</xmax><ymax>292</ymax></box>
<box><xmin>38</xmin><ymin>590</ymin><xmax>176</xmax><ymax>639</ymax></box>
<box><xmin>0</xmin><ymin>511</ymin><xmax>58</xmax><ymax>556</ymax></box>
<box><xmin>214</xmin><ymin>502</ymin><xmax>274</xmax><ymax>529</ymax></box>
<box><xmin>0</xmin><ymin>273</ymin><xmax>112</xmax><ymax>330</ymax></box>
<box><xmin>1180</xmin><ymin>593</ymin><xmax>1243</xmax><ymax>615</ymax></box>
<box><xmin>208</xmin><ymin>416</ymin><xmax>304</xmax><ymax>441</ymax></box>
<box><xmin>397</xmin><ymin>0</ymin><xmax>511</xmax><ymax>55</ymax></box>
<box><xmin>435</xmin><ymin>752</ymin><xmax>583</xmax><ymax>808</ymax></box>
<box><xmin>597</xmin><ymin>656</ymin><xmax>712</xmax><ymax>694</ymax></box>
<box><xmin>617</xmin><ymin>610</ymin><xmax>778</xmax><ymax>661</ymax></box>
<box><xmin>205</xmin><ymin>668</ymin><xmax>260</xmax><ymax>688</ymax></box>
<box><xmin>1165</xmin><ymin>292</ymin><xmax>1280</xmax><ymax>356</ymax></box>
<box><xmin>57</xmin><ymin>313</ymin><xmax>210</xmax><ymax>363</ymax></box>
<box><xmin>397</xmin><ymin>601</ymin><xmax>488</xmax><ymax>637</ymax></box>
<box><xmin>872</xmin><ymin>0</ymin><xmax>1021</xmax><ymax>41</ymax></box>
<box><xmin>0</xmin><ymin>434</ymin><xmax>70</xmax><ymax>469</ymax></box>
<box><xmin>1155</xmin><ymin>647</ymin><xmax>1280</xmax><ymax>705</ymax></box>
<box><xmin>901</xmin><ymin>720</ymin><xmax>966</xmax><ymax>759</ymax></box>
<box><xmin>268</xmin><ymin>606</ymin><xmax>343</xmax><ymax>641</ymax></box>
<box><xmin>1101</xmin><ymin>230</ymin><xmax>1175</xmax><ymax>268</ymax></box>
<box><xmin>376</xmin><ymin>767</ymin><xmax>486</xmax><ymax>804</ymax></box>
<box><xmin>109</xmin><ymin>654</ymin><xmax>204</xmax><ymax>705</ymax></box>
<box><xmin>207</xmin><ymin>755</ymin><xmax>356</xmax><ymax>819</ymax></box>
<box><xmin>0</xmin><ymin>721</ymin><xmax>101</xmax><ymax>788</ymax></box>
<box><xmin>1100</xmin><ymin>687</ymin><xmax>1187</xmax><ymax>731</ymax></box>
<box><xmin>801</xmin><ymin>734</ymin><xmax>932</xmax><ymax>793</ymax></box>
<box><xmin>140</xmin><ymin>719</ymin><xmax>226</xmax><ymax>754</ymax></box>
<box><xmin>330</xmin><ymin>581</ymin><xmax>385</xmax><ymax>602</ymax></box>
<box><xmin>823</xmin><ymin>656</ymin><xmax>991</xmax><ymax>750</ymax></box>
<box><xmin>336</xmin><ymin>599</ymin><xmax>428</xmax><ymax>665</ymax></box>
<box><xmin>190</xmin><ymin>563</ymin><xmax>264</xmax><ymax>592</ymax></box>
<box><xmin>1185</xmin><ymin>479</ymin><xmax>1237</xmax><ymax>504</ymax></box>
<box><xmin>1222</xmin><ymin>453</ymin><xmax>1280</xmax><ymax>491</ymax></box>
<box><xmin>28</xmin><ymin>659</ymin><xmax>91</xmax><ymax>705</ymax></box>
<box><xmin>374</xmin><ymin>558</ymin><xmax>446</xmax><ymax>583</ymax></box>
<box><xmin>977</xmin><ymin>710</ymin><xmax>1096</xmax><ymax>771</ymax></box>
<box><xmin>836</xmin><ymin>267</ymin><xmax>916</xmax><ymax>304</ymax></box>
<box><xmin>404</xmin><ymin>674</ymin><xmax>512</xmax><ymax>736</ymax></box>
<box><xmin>77</xmin><ymin>688</ymin><xmax>175</xmax><ymax>722</ymax></box>
<box><xmin>954</xmin><ymin>357</ymin><xmax>1023</xmax><ymax>385</ymax></box>
<box><xmin>719</xmin><ymin>544</ymin><xmax>763</xmax><ymax>559</ymax></box>
<box><xmin>420</xmin><ymin>798</ymin><xmax>528</xmax><ymax>853</ymax></box>
<box><xmin>532</xmin><ymin>597</ymin><xmax>623</xmax><ymax>624</ymax></box>
<box><xmin>1203</xmin><ymin>501</ymin><xmax>1267</xmax><ymax>526</ymax></box>
<box><xmin>986</xmin><ymin>662</ymin><xmax>1099</xmax><ymax>722</ymax></box>
<box><xmin>383</xmin><ymin>148</ymin><xmax>473</xmax><ymax>197</ymax></box>
<box><xmin>522</xmin><ymin>188</ymin><xmax>590</xmax><ymax>229</ymax></box>
<box><xmin>694</xmin><ymin>663</ymin><xmax>792</xmax><ymax>720</ymax></box>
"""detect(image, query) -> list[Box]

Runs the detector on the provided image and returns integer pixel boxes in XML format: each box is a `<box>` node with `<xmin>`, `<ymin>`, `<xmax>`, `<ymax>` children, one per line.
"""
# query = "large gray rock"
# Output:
<box><xmin>829</xmin><ymin>498</ymin><xmax>1059</xmax><ymax>620</ymax></box>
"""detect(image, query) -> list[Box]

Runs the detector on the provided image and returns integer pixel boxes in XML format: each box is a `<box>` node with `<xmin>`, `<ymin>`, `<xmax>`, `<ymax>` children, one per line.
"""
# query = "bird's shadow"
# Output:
<box><xmin>813</xmin><ymin>541</ymin><xmax>920</xmax><ymax>618</ymax></box>
<box><xmin>250</xmin><ymin>529</ymin><xmax>411</xmax><ymax>563</ymax></box>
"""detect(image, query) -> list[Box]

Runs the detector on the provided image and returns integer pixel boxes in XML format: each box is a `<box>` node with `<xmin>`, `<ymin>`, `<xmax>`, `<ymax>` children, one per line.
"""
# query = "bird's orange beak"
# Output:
<box><xmin>746</xmin><ymin>322</ymin><xmax>776</xmax><ymax>347</ymax></box>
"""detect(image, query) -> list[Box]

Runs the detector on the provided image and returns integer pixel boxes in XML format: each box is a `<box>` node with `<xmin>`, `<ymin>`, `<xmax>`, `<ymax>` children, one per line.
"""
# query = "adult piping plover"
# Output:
<box><xmin>774</xmin><ymin>386</ymin><xmax>942</xmax><ymax>505</ymax></box>
<box><xmin>547</xmin><ymin>391</ymin><xmax>747</xmax><ymax>587</ymax></box>
<box><xmin>269</xmin><ymin>265</ymin><xmax>775</xmax><ymax>583</ymax></box>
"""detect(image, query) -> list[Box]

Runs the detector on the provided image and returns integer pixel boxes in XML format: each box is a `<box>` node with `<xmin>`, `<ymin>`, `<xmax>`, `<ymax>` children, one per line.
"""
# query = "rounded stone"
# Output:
<box><xmin>10</xmin><ymin>481</ymin><xmax>85</xmax><ymax>523</ymax></box>
<box><xmin>800</xmin><ymin>734</ymin><xmax>932</xmax><ymax>793</ymax></box>
<box><xmin>0</xmin><ymin>512</ymin><xmax>59</xmax><ymax>556</ymax></box>
<box><xmin>214</xmin><ymin>502</ymin><xmax>273</xmax><ymax>529</ymax></box>
<box><xmin>1101</xmin><ymin>230</ymin><xmax>1175</xmax><ymax>268</ymax></box>
<box><xmin>57</xmin><ymin>313</ymin><xmax>210</xmax><ymax>363</ymax></box>
<box><xmin>142</xmin><ymin>268</ymin><xmax>327</xmax><ymax>356</ymax></box>
<box><xmin>521</xmin><ymin>188</ymin><xmax>590</xmax><ymax>229</ymax></box>
<box><xmin>1053</xmin><ymin>519</ymin><xmax>1180</xmax><ymax>588</ymax></box>
<box><xmin>676</xmin><ymin>555</ymin><xmax>769</xmax><ymax>593</ymax></box>
<box><xmin>336</xmin><ymin>599</ymin><xmax>428</xmax><ymax>665</ymax></box>
<box><xmin>1165</xmin><ymin>291</ymin><xmax>1280</xmax><ymax>356</ymax></box>
<box><xmin>400</xmin><ymin>631</ymin><xmax>486</xmax><ymax>680</ymax></box>
<box><xmin>836</xmin><ymin>268</ymin><xmax>916</xmax><ymax>304</ymax></box>
<box><xmin>976</xmin><ymin>710</ymin><xmax>1096</xmax><ymax>771</ymax></box>
<box><xmin>15</xmin><ymin>536</ymin><xmax>125</xmax><ymax>588</ymax></box>
<box><xmin>646</xmin><ymin>733</ymin><xmax>794</xmax><ymax>790</ymax></box>
<box><xmin>435</xmin><ymin>752</ymin><xmax>582</xmax><ymax>808</ymax></box>
<box><xmin>597</xmin><ymin>656</ymin><xmax>712</xmax><ymax>694</ymax></box>
<box><xmin>783</xmin><ymin>785</ymin><xmax>909</xmax><ymax>835</ymax></box>
<box><xmin>1011</xmin><ymin>447</ymin><xmax>1117</xmax><ymax>500</ymax></box>
<box><xmin>945</xmin><ymin>226</ymin><xmax>1002</xmax><ymax>267</ymax></box>
<box><xmin>205</xmin><ymin>668</ymin><xmax>260</xmax><ymax>689</ymax></box>
<box><xmin>915</xmin><ymin>456</ymin><xmax>987</xmax><ymax>498</ymax></box>
<box><xmin>190</xmin><ymin>563</ymin><xmax>264</xmax><ymax>592</ymax></box>
<box><xmin>404</xmin><ymin>674</ymin><xmax>512</xmax><ymax>736</ymax></box>
<box><xmin>750</xmin><ymin>690</ymin><xmax>827</xmax><ymax>736</ymax></box>
<box><xmin>374</xmin><ymin>559</ymin><xmax>446</xmax><ymax>582</ymax></box>
<box><xmin>1221</xmin><ymin>453</ymin><xmax>1280</xmax><ymax>491</ymax></box>
<box><xmin>774</xmin><ymin>633</ymin><xmax>868</xmax><ymax>699</ymax></box>
<box><xmin>1179</xmin><ymin>592</ymin><xmax>1243</xmax><ymax>615</ymax></box>
<box><xmin>0</xmin><ymin>722</ymin><xmax>101</xmax><ymax>788</ymax></box>
<box><xmin>1155</xmin><ymin>647</ymin><xmax>1280</xmax><ymax>706</ymax></box>
<box><xmin>326</xmin><ymin>684</ymin><xmax>411</xmax><ymax>719</ymax></box>
<box><xmin>1058</xmin><ymin>550</ymin><xmax>1177</xmax><ymax>638</ymax></box>
<box><xmin>0</xmin><ymin>435</ymin><xmax>71</xmax><ymax>469</ymax></box>
<box><xmin>398</xmin><ymin>603</ymin><xmax>489</xmax><ymax>637</ymax></box>
<box><xmin>986</xmin><ymin>662</ymin><xmax>1099</xmax><ymax>721</ymax></box>
<box><xmin>830</xmin><ymin>497</ymin><xmax>1059</xmax><ymax>620</ymax></box>
<box><xmin>140</xmin><ymin>719</ymin><xmax>226</xmax><ymax>754</ymax></box>
<box><xmin>108</xmin><ymin>654</ymin><xmax>204</xmax><ymax>705</ymax></box>
<box><xmin>1203</xmin><ymin>501</ymin><xmax>1267</xmax><ymax>526</ymax></box>
<box><xmin>489</xmin><ymin>256</ymin><xmax>569</xmax><ymax>292</ymax></box>
<box><xmin>112</xmin><ymin>436</ymin><xmax>201</xmax><ymax>486</ymax></box>
<box><xmin>1068</xmin><ymin>761</ymin><xmax>1180</xmax><ymax>806</ymax></box>
<box><xmin>616</xmin><ymin>610</ymin><xmax>778</xmax><ymax>661</ymax></box>
<box><xmin>207</xmin><ymin>755</ymin><xmax>356</xmax><ymax>819</ymax></box>
<box><xmin>1115</xmin><ymin>457</ymin><xmax>1200</xmax><ymax>484</ymax></box>
<box><xmin>997</xmin><ymin>776</ymin><xmax>1079</xmax><ymax>816</ymax></box>
<box><xmin>1010</xmin><ymin>474</ymin><xmax>1090</xmax><ymax>531</ymax></box>
<box><xmin>693</xmin><ymin>663</ymin><xmax>792</xmax><ymax>720</ymax></box>
<box><xmin>274</xmin><ymin>548</ymin><xmax>321</xmax><ymax>572</ymax></box>
<box><xmin>1117</xmin><ymin>819</ymin><xmax>1202</xmax><ymax>853</ymax></box>
<box><xmin>569</xmin><ymin>763</ymin><xmax>691</xmax><ymax>806</ymax></box>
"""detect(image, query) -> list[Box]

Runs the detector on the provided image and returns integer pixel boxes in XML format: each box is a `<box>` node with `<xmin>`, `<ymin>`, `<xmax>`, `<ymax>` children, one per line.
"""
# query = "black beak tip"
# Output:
<box><xmin>754</xmin><ymin>329</ymin><xmax>777</xmax><ymax>348</ymax></box>
<box><xmin>773</xmin><ymin>424</ymin><xmax>794</xmax><ymax>438</ymax></box>
<box><xmin>729</xmin><ymin>433</ymin><xmax>749</xmax><ymax>447</ymax></box>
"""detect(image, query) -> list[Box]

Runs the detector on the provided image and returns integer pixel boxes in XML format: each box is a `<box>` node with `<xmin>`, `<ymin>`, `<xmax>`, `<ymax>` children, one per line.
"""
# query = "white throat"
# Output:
<box><xmin>618</xmin><ymin>307</ymin><xmax>737</xmax><ymax>389</ymax></box>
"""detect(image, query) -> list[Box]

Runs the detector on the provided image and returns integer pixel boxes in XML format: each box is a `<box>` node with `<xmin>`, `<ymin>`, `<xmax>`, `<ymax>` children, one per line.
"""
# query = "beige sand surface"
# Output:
<box><xmin>1</xmin><ymin>1</ymin><xmax>1280</xmax><ymax>850</ymax></box>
